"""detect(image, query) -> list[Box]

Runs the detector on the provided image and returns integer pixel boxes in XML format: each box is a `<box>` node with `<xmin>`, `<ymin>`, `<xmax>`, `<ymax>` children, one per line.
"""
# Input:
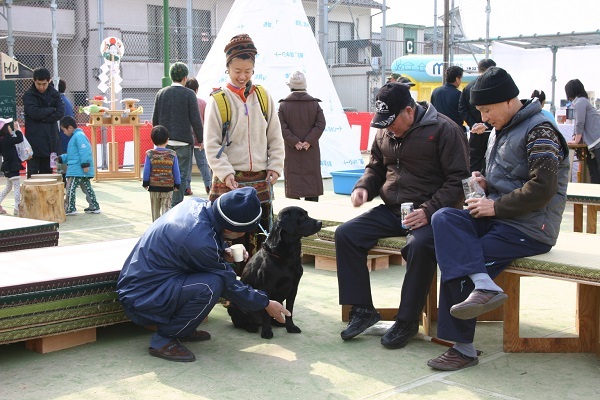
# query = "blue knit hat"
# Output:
<box><xmin>212</xmin><ymin>187</ymin><xmax>262</xmax><ymax>232</ymax></box>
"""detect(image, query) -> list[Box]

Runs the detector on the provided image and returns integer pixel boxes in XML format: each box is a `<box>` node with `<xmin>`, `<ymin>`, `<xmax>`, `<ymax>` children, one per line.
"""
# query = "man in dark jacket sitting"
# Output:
<box><xmin>23</xmin><ymin>67</ymin><xmax>64</xmax><ymax>177</ymax></box>
<box><xmin>117</xmin><ymin>187</ymin><xmax>289</xmax><ymax>362</ymax></box>
<box><xmin>335</xmin><ymin>82</ymin><xmax>469</xmax><ymax>349</ymax></box>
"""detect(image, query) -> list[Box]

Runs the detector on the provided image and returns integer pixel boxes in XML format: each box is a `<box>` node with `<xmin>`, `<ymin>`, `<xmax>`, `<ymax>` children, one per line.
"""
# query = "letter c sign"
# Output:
<box><xmin>405</xmin><ymin>39</ymin><xmax>414</xmax><ymax>54</ymax></box>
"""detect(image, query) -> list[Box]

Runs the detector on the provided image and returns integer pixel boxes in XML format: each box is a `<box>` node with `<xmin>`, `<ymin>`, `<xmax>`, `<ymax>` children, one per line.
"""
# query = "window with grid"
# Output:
<box><xmin>147</xmin><ymin>5</ymin><xmax>212</xmax><ymax>63</ymax></box>
<box><xmin>328</xmin><ymin>21</ymin><xmax>355</xmax><ymax>65</ymax></box>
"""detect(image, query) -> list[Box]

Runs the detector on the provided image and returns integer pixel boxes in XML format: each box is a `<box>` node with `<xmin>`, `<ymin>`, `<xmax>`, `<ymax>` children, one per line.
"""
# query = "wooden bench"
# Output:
<box><xmin>502</xmin><ymin>232</ymin><xmax>600</xmax><ymax>355</ymax></box>
<box><xmin>273</xmin><ymin>198</ymin><xmax>400</xmax><ymax>271</ymax></box>
<box><xmin>315</xmin><ymin>226</ymin><xmax>600</xmax><ymax>356</ymax></box>
<box><xmin>567</xmin><ymin>182</ymin><xmax>600</xmax><ymax>233</ymax></box>
<box><xmin>0</xmin><ymin>238</ymin><xmax>137</xmax><ymax>353</ymax></box>
<box><xmin>0</xmin><ymin>216</ymin><xmax>59</xmax><ymax>252</ymax></box>
<box><xmin>315</xmin><ymin>226</ymin><xmax>439</xmax><ymax>333</ymax></box>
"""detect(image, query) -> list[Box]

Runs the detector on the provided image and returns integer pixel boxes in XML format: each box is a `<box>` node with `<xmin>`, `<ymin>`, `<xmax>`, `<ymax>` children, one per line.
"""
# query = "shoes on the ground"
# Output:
<box><xmin>184</xmin><ymin>188</ymin><xmax>193</xmax><ymax>196</ymax></box>
<box><xmin>340</xmin><ymin>306</ymin><xmax>381</xmax><ymax>341</ymax></box>
<box><xmin>179</xmin><ymin>330</ymin><xmax>211</xmax><ymax>342</ymax></box>
<box><xmin>427</xmin><ymin>347</ymin><xmax>479</xmax><ymax>371</ymax></box>
<box><xmin>380</xmin><ymin>319</ymin><xmax>419</xmax><ymax>349</ymax></box>
<box><xmin>450</xmin><ymin>289</ymin><xmax>508</xmax><ymax>320</ymax></box>
<box><xmin>148</xmin><ymin>339</ymin><xmax>195</xmax><ymax>362</ymax></box>
<box><xmin>0</xmin><ymin>206</ymin><xmax>6</xmax><ymax>215</ymax></box>
<box><xmin>84</xmin><ymin>208</ymin><xmax>101</xmax><ymax>214</ymax></box>
<box><xmin>13</xmin><ymin>208</ymin><xmax>18</xmax><ymax>216</ymax></box>
<box><xmin>66</xmin><ymin>210</ymin><xmax>78</xmax><ymax>216</ymax></box>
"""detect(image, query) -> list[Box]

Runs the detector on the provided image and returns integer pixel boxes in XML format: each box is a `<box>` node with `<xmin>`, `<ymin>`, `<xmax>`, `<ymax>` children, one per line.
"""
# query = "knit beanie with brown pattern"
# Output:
<box><xmin>224</xmin><ymin>34</ymin><xmax>258</xmax><ymax>65</ymax></box>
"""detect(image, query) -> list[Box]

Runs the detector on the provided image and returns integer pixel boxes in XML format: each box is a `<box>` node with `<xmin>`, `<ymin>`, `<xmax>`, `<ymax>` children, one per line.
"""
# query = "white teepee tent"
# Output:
<box><xmin>195</xmin><ymin>0</ymin><xmax>364</xmax><ymax>177</ymax></box>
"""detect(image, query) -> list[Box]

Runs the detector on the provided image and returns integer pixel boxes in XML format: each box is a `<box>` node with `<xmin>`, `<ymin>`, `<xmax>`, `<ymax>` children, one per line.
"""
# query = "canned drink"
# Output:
<box><xmin>401</xmin><ymin>202</ymin><xmax>414</xmax><ymax>229</ymax></box>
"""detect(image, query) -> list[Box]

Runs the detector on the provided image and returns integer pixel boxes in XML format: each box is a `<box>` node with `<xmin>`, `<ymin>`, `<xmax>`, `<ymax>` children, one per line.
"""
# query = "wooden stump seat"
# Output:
<box><xmin>20</xmin><ymin>179</ymin><xmax>65</xmax><ymax>223</ymax></box>
<box><xmin>28</xmin><ymin>173</ymin><xmax>63</xmax><ymax>183</ymax></box>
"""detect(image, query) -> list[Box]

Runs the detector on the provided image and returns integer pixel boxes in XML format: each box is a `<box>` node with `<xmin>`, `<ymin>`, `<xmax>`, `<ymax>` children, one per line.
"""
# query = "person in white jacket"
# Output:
<box><xmin>204</xmin><ymin>33</ymin><xmax>284</xmax><ymax>273</ymax></box>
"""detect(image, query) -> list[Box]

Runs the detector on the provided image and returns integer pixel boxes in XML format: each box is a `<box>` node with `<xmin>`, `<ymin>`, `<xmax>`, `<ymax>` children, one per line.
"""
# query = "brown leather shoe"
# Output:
<box><xmin>148</xmin><ymin>339</ymin><xmax>195</xmax><ymax>362</ymax></box>
<box><xmin>427</xmin><ymin>348</ymin><xmax>479</xmax><ymax>371</ymax></box>
<box><xmin>179</xmin><ymin>330</ymin><xmax>211</xmax><ymax>342</ymax></box>
<box><xmin>450</xmin><ymin>290</ymin><xmax>508</xmax><ymax>320</ymax></box>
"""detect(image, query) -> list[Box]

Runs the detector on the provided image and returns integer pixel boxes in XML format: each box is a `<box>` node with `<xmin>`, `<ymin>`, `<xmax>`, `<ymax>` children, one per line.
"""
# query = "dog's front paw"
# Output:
<box><xmin>261</xmin><ymin>330</ymin><xmax>274</xmax><ymax>339</ymax></box>
<box><xmin>286</xmin><ymin>325</ymin><xmax>301</xmax><ymax>334</ymax></box>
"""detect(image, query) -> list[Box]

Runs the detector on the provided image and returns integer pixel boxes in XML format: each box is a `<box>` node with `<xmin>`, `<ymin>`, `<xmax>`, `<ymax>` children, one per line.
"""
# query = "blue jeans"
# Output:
<box><xmin>431</xmin><ymin>207</ymin><xmax>552</xmax><ymax>343</ymax></box>
<box><xmin>187</xmin><ymin>147</ymin><xmax>212</xmax><ymax>190</ymax></box>
<box><xmin>167</xmin><ymin>144</ymin><xmax>192</xmax><ymax>207</ymax></box>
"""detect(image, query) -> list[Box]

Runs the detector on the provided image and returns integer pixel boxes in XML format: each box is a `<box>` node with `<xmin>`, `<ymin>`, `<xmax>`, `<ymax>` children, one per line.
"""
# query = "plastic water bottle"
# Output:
<box><xmin>50</xmin><ymin>152</ymin><xmax>58</xmax><ymax>169</ymax></box>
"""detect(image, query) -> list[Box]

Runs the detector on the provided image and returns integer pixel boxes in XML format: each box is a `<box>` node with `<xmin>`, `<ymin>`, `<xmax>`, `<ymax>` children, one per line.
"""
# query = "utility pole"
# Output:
<box><xmin>442</xmin><ymin>0</ymin><xmax>449</xmax><ymax>80</ymax></box>
<box><xmin>380</xmin><ymin>0</ymin><xmax>386</xmax><ymax>86</ymax></box>
<box><xmin>50</xmin><ymin>0</ymin><xmax>59</xmax><ymax>86</ymax></box>
<box><xmin>433</xmin><ymin>0</ymin><xmax>438</xmax><ymax>54</ymax></box>
<box><xmin>162</xmin><ymin>0</ymin><xmax>171</xmax><ymax>87</ymax></box>
<box><xmin>186</xmin><ymin>0</ymin><xmax>194</xmax><ymax>76</ymax></box>
<box><xmin>317</xmin><ymin>0</ymin><xmax>329</xmax><ymax>65</ymax></box>
<box><xmin>485</xmin><ymin>0</ymin><xmax>491</xmax><ymax>58</ymax></box>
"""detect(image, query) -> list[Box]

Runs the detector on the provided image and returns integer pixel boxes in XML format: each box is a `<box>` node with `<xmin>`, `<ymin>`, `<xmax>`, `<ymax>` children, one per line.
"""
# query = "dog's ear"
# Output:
<box><xmin>268</xmin><ymin>223</ymin><xmax>283</xmax><ymax>245</ymax></box>
<box><xmin>277</xmin><ymin>209</ymin><xmax>297</xmax><ymax>233</ymax></box>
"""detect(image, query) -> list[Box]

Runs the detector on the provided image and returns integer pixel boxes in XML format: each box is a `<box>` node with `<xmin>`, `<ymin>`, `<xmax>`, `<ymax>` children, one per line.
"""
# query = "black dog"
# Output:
<box><xmin>227</xmin><ymin>206</ymin><xmax>322</xmax><ymax>338</ymax></box>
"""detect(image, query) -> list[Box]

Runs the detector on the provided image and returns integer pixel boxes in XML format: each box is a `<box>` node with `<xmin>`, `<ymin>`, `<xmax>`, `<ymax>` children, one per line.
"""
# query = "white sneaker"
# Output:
<box><xmin>13</xmin><ymin>208</ymin><xmax>18</xmax><ymax>216</ymax></box>
<box><xmin>84</xmin><ymin>208</ymin><xmax>101</xmax><ymax>214</ymax></box>
<box><xmin>66</xmin><ymin>210</ymin><xmax>78</xmax><ymax>216</ymax></box>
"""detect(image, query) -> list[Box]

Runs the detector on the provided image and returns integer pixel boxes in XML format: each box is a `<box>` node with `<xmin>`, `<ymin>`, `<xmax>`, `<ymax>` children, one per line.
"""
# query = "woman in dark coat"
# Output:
<box><xmin>278</xmin><ymin>71</ymin><xmax>326</xmax><ymax>201</ymax></box>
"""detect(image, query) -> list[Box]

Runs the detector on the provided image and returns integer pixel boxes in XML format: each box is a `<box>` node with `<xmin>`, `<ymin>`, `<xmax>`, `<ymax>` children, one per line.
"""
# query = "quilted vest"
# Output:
<box><xmin>485</xmin><ymin>100</ymin><xmax>570</xmax><ymax>245</ymax></box>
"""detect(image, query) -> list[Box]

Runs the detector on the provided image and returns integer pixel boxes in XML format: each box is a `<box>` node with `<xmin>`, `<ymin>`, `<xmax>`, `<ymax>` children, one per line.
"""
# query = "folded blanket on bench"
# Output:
<box><xmin>0</xmin><ymin>238</ymin><xmax>138</xmax><ymax>345</ymax></box>
<box><xmin>0</xmin><ymin>217</ymin><xmax>59</xmax><ymax>252</ymax></box>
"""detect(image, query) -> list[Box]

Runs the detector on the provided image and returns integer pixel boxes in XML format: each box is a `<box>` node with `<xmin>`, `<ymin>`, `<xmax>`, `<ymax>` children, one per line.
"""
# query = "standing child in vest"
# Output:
<box><xmin>143</xmin><ymin>125</ymin><xmax>181</xmax><ymax>221</ymax></box>
<box><xmin>0</xmin><ymin>118</ymin><xmax>25</xmax><ymax>216</ymax></box>
<box><xmin>58</xmin><ymin>116</ymin><xmax>101</xmax><ymax>216</ymax></box>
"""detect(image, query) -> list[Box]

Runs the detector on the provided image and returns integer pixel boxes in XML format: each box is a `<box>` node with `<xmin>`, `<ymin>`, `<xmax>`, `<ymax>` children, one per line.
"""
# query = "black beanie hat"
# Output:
<box><xmin>470</xmin><ymin>66</ymin><xmax>519</xmax><ymax>106</ymax></box>
<box><xmin>212</xmin><ymin>187</ymin><xmax>262</xmax><ymax>232</ymax></box>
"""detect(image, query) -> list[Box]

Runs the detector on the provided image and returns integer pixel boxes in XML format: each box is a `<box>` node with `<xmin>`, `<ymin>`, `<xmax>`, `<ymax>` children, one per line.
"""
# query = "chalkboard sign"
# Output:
<box><xmin>0</xmin><ymin>80</ymin><xmax>16</xmax><ymax>128</ymax></box>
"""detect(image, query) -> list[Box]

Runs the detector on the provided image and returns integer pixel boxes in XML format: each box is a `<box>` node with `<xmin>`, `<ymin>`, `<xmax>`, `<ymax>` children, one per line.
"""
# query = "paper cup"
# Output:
<box><xmin>230</xmin><ymin>244</ymin><xmax>245</xmax><ymax>262</ymax></box>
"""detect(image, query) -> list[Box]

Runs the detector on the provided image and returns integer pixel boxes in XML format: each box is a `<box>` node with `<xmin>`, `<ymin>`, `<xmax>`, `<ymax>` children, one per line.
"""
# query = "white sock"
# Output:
<box><xmin>469</xmin><ymin>273</ymin><xmax>502</xmax><ymax>292</ymax></box>
<box><xmin>453</xmin><ymin>342</ymin><xmax>477</xmax><ymax>358</ymax></box>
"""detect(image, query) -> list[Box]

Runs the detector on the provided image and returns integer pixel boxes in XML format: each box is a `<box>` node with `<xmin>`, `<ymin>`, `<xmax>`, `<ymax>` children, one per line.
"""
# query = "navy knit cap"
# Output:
<box><xmin>470</xmin><ymin>66</ymin><xmax>519</xmax><ymax>106</ymax></box>
<box><xmin>212</xmin><ymin>187</ymin><xmax>262</xmax><ymax>232</ymax></box>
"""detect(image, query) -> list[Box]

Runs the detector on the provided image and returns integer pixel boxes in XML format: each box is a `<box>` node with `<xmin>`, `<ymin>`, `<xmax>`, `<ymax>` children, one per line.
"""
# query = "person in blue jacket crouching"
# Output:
<box><xmin>117</xmin><ymin>187</ymin><xmax>289</xmax><ymax>362</ymax></box>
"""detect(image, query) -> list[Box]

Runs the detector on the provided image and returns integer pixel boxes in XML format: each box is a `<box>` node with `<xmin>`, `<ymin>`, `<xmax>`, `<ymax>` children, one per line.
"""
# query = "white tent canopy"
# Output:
<box><xmin>195</xmin><ymin>0</ymin><xmax>364</xmax><ymax>177</ymax></box>
<box><xmin>456</xmin><ymin>30</ymin><xmax>600</xmax><ymax>111</ymax></box>
<box><xmin>492</xmin><ymin>42</ymin><xmax>600</xmax><ymax>109</ymax></box>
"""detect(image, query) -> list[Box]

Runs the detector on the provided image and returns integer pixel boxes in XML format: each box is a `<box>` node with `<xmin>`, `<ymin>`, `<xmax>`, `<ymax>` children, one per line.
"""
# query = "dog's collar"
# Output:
<box><xmin>262</xmin><ymin>243</ymin><xmax>283</xmax><ymax>259</ymax></box>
